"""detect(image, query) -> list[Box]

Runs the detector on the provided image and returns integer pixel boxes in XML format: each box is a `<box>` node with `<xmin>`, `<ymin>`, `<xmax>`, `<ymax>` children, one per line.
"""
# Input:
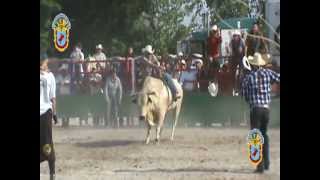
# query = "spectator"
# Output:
<box><xmin>93</xmin><ymin>44</ymin><xmax>107</xmax><ymax>70</ymax></box>
<box><xmin>196</xmin><ymin>59</ymin><xmax>210</xmax><ymax>92</ymax></box>
<box><xmin>160</xmin><ymin>60</ymin><xmax>167</xmax><ymax>72</ymax></box>
<box><xmin>179</xmin><ymin>58</ymin><xmax>198</xmax><ymax>92</ymax></box>
<box><xmin>177</xmin><ymin>52</ymin><xmax>184</xmax><ymax>64</ymax></box>
<box><xmin>217</xmin><ymin>62</ymin><xmax>233</xmax><ymax>96</ymax></box>
<box><xmin>104</xmin><ymin>68</ymin><xmax>123</xmax><ymax>128</ymax></box>
<box><xmin>172</xmin><ymin>60</ymin><xmax>185</xmax><ymax>80</ymax></box>
<box><xmin>246</xmin><ymin>23</ymin><xmax>268</xmax><ymax>56</ymax></box>
<box><xmin>230</xmin><ymin>31</ymin><xmax>246</xmax><ymax>93</ymax></box>
<box><xmin>89</xmin><ymin>67</ymin><xmax>103</xmax><ymax>126</ymax></box>
<box><xmin>69</xmin><ymin>42</ymin><xmax>85</xmax><ymax>94</ymax></box>
<box><xmin>207</xmin><ymin>25</ymin><xmax>222</xmax><ymax>82</ymax></box>
<box><xmin>89</xmin><ymin>67</ymin><xmax>103</xmax><ymax>96</ymax></box>
<box><xmin>124</xmin><ymin>47</ymin><xmax>134</xmax><ymax>93</ymax></box>
<box><xmin>56</xmin><ymin>65</ymin><xmax>71</xmax><ymax>95</ymax></box>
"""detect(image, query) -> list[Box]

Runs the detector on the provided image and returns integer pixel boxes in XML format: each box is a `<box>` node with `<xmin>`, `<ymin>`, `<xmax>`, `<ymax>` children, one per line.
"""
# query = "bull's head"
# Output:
<box><xmin>132</xmin><ymin>91</ymin><xmax>157</xmax><ymax>121</ymax></box>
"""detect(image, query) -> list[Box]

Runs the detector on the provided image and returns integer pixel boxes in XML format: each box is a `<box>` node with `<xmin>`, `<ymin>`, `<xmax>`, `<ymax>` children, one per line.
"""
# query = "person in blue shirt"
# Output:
<box><xmin>241</xmin><ymin>52</ymin><xmax>280</xmax><ymax>173</ymax></box>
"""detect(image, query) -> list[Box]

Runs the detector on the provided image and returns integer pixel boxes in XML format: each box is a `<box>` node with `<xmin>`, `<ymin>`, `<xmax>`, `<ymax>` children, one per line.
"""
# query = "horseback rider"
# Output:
<box><xmin>140</xmin><ymin>45</ymin><xmax>181</xmax><ymax>101</ymax></box>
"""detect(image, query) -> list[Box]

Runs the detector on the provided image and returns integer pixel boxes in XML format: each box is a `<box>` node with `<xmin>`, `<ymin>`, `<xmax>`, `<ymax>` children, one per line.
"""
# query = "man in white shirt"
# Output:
<box><xmin>56</xmin><ymin>65</ymin><xmax>71</xmax><ymax>95</ymax></box>
<box><xmin>93</xmin><ymin>44</ymin><xmax>107</xmax><ymax>69</ymax></box>
<box><xmin>69</xmin><ymin>43</ymin><xmax>85</xmax><ymax>94</ymax></box>
<box><xmin>179</xmin><ymin>58</ymin><xmax>198</xmax><ymax>91</ymax></box>
<box><xmin>40</xmin><ymin>53</ymin><xmax>57</xmax><ymax>180</ymax></box>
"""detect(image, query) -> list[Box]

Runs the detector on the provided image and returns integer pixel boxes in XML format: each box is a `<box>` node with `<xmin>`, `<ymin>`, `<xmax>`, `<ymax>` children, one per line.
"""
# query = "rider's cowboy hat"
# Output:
<box><xmin>142</xmin><ymin>45</ymin><xmax>154</xmax><ymax>54</ymax></box>
<box><xmin>96</xmin><ymin>44</ymin><xmax>103</xmax><ymax>49</ymax></box>
<box><xmin>211</xmin><ymin>25</ymin><xmax>218</xmax><ymax>31</ymax></box>
<box><xmin>247</xmin><ymin>52</ymin><xmax>267</xmax><ymax>66</ymax></box>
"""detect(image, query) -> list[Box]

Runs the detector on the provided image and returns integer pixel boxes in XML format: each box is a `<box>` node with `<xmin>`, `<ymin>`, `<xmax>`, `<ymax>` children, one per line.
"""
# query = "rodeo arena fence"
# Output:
<box><xmin>49</xmin><ymin>56</ymin><xmax>280</xmax><ymax>128</ymax></box>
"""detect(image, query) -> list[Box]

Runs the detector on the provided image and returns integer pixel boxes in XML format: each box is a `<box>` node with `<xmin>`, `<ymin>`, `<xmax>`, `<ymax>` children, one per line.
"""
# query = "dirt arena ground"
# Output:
<box><xmin>40</xmin><ymin>124</ymin><xmax>280</xmax><ymax>180</ymax></box>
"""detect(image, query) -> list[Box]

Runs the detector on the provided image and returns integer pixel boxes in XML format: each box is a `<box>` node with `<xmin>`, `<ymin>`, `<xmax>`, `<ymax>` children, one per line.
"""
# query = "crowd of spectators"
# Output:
<box><xmin>52</xmin><ymin>23</ymin><xmax>273</xmax><ymax>98</ymax></box>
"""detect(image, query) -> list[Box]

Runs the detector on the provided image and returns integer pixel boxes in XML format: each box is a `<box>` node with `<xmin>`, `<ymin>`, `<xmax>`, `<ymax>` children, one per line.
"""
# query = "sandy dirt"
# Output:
<box><xmin>40</xmin><ymin>125</ymin><xmax>280</xmax><ymax>180</ymax></box>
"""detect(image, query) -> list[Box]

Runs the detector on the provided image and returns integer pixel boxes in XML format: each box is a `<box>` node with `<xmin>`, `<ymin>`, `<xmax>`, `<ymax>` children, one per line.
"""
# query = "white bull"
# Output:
<box><xmin>133</xmin><ymin>76</ymin><xmax>183</xmax><ymax>144</ymax></box>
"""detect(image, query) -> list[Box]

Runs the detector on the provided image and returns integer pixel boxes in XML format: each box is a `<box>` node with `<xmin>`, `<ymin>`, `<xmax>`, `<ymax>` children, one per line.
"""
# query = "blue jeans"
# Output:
<box><xmin>163</xmin><ymin>73</ymin><xmax>177</xmax><ymax>99</ymax></box>
<box><xmin>163</xmin><ymin>72</ymin><xmax>177</xmax><ymax>99</ymax></box>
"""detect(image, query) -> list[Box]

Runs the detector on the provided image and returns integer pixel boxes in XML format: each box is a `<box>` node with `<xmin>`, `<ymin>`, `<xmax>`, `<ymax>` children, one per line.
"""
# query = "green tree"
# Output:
<box><xmin>40</xmin><ymin>0</ymin><xmax>61</xmax><ymax>51</ymax></box>
<box><xmin>41</xmin><ymin>0</ymin><xmax>198</xmax><ymax>56</ymax></box>
<box><xmin>134</xmin><ymin>0</ymin><xmax>196</xmax><ymax>54</ymax></box>
<box><xmin>206</xmin><ymin>0</ymin><xmax>249</xmax><ymax>24</ymax></box>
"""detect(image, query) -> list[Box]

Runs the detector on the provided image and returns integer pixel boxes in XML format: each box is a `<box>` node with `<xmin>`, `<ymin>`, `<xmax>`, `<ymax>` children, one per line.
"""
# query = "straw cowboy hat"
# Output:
<box><xmin>247</xmin><ymin>52</ymin><xmax>267</xmax><ymax>66</ymax></box>
<box><xmin>211</xmin><ymin>25</ymin><xmax>218</xmax><ymax>31</ymax></box>
<box><xmin>192</xmin><ymin>53</ymin><xmax>203</xmax><ymax>59</ymax></box>
<box><xmin>262</xmin><ymin>53</ymin><xmax>272</xmax><ymax>64</ymax></box>
<box><xmin>142</xmin><ymin>45</ymin><xmax>154</xmax><ymax>54</ymax></box>
<box><xmin>208</xmin><ymin>82</ymin><xmax>218</xmax><ymax>97</ymax></box>
<box><xmin>96</xmin><ymin>44</ymin><xmax>103</xmax><ymax>49</ymax></box>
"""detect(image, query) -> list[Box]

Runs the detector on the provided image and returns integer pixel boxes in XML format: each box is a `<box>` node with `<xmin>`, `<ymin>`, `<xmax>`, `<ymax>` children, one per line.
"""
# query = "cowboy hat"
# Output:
<box><xmin>242</xmin><ymin>56</ymin><xmax>251</xmax><ymax>71</ymax></box>
<box><xmin>178</xmin><ymin>52</ymin><xmax>183</xmax><ymax>56</ymax></box>
<box><xmin>247</xmin><ymin>52</ymin><xmax>267</xmax><ymax>66</ymax></box>
<box><xmin>181</xmin><ymin>60</ymin><xmax>186</xmax><ymax>65</ymax></box>
<box><xmin>96</xmin><ymin>44</ymin><xmax>103</xmax><ymax>49</ymax></box>
<box><xmin>208</xmin><ymin>82</ymin><xmax>218</xmax><ymax>97</ymax></box>
<box><xmin>211</xmin><ymin>25</ymin><xmax>218</xmax><ymax>31</ymax></box>
<box><xmin>233</xmin><ymin>30</ymin><xmax>241</xmax><ymax>36</ymax></box>
<box><xmin>262</xmin><ymin>53</ymin><xmax>272</xmax><ymax>64</ymax></box>
<box><xmin>192</xmin><ymin>53</ymin><xmax>203</xmax><ymax>59</ymax></box>
<box><xmin>142</xmin><ymin>45</ymin><xmax>154</xmax><ymax>54</ymax></box>
<box><xmin>193</xmin><ymin>59</ymin><xmax>203</xmax><ymax>66</ymax></box>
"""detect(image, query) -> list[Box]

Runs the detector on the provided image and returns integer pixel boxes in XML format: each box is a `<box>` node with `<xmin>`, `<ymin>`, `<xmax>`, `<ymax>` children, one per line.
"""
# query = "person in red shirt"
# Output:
<box><xmin>124</xmin><ymin>47</ymin><xmax>134</xmax><ymax>93</ymax></box>
<box><xmin>208</xmin><ymin>25</ymin><xmax>222</xmax><ymax>83</ymax></box>
<box><xmin>217</xmin><ymin>62</ymin><xmax>233</xmax><ymax>96</ymax></box>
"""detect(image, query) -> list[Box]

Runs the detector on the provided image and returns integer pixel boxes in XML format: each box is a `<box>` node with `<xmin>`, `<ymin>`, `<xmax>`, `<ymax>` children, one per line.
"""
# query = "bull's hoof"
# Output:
<box><xmin>145</xmin><ymin>140</ymin><xmax>150</xmax><ymax>145</ymax></box>
<box><xmin>155</xmin><ymin>139</ymin><xmax>160</xmax><ymax>145</ymax></box>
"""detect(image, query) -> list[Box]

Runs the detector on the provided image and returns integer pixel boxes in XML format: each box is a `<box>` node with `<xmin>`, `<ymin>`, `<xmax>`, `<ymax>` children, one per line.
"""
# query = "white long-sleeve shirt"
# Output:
<box><xmin>40</xmin><ymin>71</ymin><xmax>56</xmax><ymax>115</ymax></box>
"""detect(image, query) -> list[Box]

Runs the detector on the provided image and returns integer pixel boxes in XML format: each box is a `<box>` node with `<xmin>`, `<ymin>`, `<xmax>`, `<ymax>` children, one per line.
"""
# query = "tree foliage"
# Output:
<box><xmin>206</xmin><ymin>0</ymin><xmax>249</xmax><ymax>24</ymax></box>
<box><xmin>40</xmin><ymin>0</ymin><xmax>198</xmax><ymax>56</ymax></box>
<box><xmin>40</xmin><ymin>0</ymin><xmax>61</xmax><ymax>51</ymax></box>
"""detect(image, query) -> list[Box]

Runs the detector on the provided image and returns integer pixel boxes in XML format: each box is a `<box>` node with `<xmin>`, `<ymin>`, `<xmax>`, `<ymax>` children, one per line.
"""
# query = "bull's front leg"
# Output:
<box><xmin>145</xmin><ymin>124</ymin><xmax>152</xmax><ymax>145</ymax></box>
<box><xmin>155</xmin><ymin>112</ymin><xmax>165</xmax><ymax>145</ymax></box>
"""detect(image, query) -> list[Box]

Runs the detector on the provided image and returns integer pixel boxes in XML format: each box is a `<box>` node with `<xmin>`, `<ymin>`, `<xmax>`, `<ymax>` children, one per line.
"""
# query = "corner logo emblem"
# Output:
<box><xmin>52</xmin><ymin>13</ymin><xmax>71</xmax><ymax>52</ymax></box>
<box><xmin>247</xmin><ymin>128</ymin><xmax>264</xmax><ymax>166</ymax></box>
